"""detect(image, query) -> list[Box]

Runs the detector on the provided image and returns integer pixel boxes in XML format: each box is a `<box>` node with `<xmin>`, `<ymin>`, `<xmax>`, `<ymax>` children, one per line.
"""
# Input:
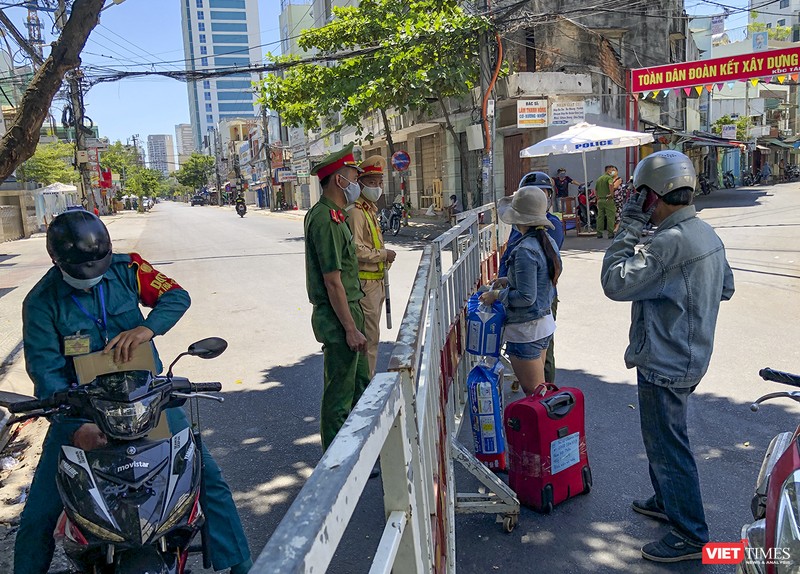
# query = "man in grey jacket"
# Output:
<box><xmin>601</xmin><ymin>151</ymin><xmax>735</xmax><ymax>563</ymax></box>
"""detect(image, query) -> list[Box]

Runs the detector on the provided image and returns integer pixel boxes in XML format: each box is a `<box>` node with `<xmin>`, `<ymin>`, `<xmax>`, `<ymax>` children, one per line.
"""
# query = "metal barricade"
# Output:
<box><xmin>253</xmin><ymin>207</ymin><xmax>517</xmax><ymax>573</ymax></box>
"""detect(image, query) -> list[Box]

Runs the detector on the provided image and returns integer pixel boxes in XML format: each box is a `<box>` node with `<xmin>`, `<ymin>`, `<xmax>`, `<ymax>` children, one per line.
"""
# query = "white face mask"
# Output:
<box><xmin>338</xmin><ymin>175</ymin><xmax>361</xmax><ymax>204</ymax></box>
<box><xmin>361</xmin><ymin>185</ymin><xmax>382</xmax><ymax>203</ymax></box>
<box><xmin>61</xmin><ymin>269</ymin><xmax>103</xmax><ymax>290</ymax></box>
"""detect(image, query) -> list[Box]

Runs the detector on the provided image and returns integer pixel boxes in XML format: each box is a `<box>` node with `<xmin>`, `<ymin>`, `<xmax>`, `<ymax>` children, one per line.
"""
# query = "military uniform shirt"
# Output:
<box><xmin>305</xmin><ymin>196</ymin><xmax>364</xmax><ymax>305</ymax></box>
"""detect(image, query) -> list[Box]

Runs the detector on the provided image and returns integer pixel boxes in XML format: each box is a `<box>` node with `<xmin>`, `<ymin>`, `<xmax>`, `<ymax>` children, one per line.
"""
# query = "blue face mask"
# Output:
<box><xmin>61</xmin><ymin>269</ymin><xmax>103</xmax><ymax>290</ymax></box>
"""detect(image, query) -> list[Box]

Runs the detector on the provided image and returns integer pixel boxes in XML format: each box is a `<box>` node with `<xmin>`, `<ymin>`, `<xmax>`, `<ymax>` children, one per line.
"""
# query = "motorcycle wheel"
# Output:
<box><xmin>390</xmin><ymin>215</ymin><xmax>401</xmax><ymax>236</ymax></box>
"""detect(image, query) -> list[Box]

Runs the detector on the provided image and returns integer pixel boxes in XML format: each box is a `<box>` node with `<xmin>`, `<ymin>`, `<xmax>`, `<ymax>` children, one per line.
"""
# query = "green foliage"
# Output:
<box><xmin>16</xmin><ymin>142</ymin><xmax>78</xmax><ymax>185</ymax></box>
<box><xmin>99</xmin><ymin>141</ymin><xmax>140</xmax><ymax>177</ymax></box>
<box><xmin>126</xmin><ymin>166</ymin><xmax>164</xmax><ymax>212</ymax></box>
<box><xmin>175</xmin><ymin>153</ymin><xmax>215</xmax><ymax>192</ymax></box>
<box><xmin>258</xmin><ymin>0</ymin><xmax>491</xmax><ymax>135</ymax></box>
<box><xmin>711</xmin><ymin>115</ymin><xmax>749</xmax><ymax>141</ymax></box>
<box><xmin>748</xmin><ymin>20</ymin><xmax>792</xmax><ymax>41</ymax></box>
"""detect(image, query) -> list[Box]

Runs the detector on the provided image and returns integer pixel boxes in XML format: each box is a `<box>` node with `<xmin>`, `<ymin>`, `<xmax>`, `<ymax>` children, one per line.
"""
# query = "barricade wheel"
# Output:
<box><xmin>502</xmin><ymin>514</ymin><xmax>518</xmax><ymax>533</ymax></box>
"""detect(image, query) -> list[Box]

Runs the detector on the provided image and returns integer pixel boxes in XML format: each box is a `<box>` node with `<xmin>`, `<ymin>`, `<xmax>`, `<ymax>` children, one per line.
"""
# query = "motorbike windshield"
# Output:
<box><xmin>92</xmin><ymin>370</ymin><xmax>156</xmax><ymax>402</ymax></box>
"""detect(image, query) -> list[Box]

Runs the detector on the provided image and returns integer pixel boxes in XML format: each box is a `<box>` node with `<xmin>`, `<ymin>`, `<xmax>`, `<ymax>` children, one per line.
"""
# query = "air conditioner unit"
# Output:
<box><xmin>466</xmin><ymin>124</ymin><xmax>484</xmax><ymax>151</ymax></box>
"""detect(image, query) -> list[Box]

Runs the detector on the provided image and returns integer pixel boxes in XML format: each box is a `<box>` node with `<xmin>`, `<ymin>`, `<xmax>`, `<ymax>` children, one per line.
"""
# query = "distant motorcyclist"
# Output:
<box><xmin>17</xmin><ymin>209</ymin><xmax>252</xmax><ymax>574</ymax></box>
<box><xmin>235</xmin><ymin>193</ymin><xmax>247</xmax><ymax>217</ymax></box>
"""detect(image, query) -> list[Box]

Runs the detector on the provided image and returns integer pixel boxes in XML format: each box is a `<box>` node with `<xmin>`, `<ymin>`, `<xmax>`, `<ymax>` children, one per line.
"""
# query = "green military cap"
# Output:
<box><xmin>311</xmin><ymin>142</ymin><xmax>364</xmax><ymax>180</ymax></box>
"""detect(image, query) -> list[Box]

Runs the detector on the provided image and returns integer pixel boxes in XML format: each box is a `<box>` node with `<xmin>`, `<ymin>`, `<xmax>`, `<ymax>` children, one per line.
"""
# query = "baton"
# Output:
<box><xmin>385</xmin><ymin>269</ymin><xmax>392</xmax><ymax>330</ymax></box>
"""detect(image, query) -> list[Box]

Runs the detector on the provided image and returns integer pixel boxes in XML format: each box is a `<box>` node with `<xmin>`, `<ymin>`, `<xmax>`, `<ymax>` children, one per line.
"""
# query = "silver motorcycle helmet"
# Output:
<box><xmin>632</xmin><ymin>150</ymin><xmax>697</xmax><ymax>196</ymax></box>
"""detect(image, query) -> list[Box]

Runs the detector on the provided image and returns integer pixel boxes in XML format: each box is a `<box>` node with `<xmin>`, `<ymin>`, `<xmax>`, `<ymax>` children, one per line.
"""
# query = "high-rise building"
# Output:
<box><xmin>279</xmin><ymin>1</ymin><xmax>313</xmax><ymax>56</ymax></box>
<box><xmin>180</xmin><ymin>0</ymin><xmax>262</xmax><ymax>149</ymax></box>
<box><xmin>175</xmin><ymin>123</ymin><xmax>194</xmax><ymax>168</ymax></box>
<box><xmin>147</xmin><ymin>134</ymin><xmax>176</xmax><ymax>177</ymax></box>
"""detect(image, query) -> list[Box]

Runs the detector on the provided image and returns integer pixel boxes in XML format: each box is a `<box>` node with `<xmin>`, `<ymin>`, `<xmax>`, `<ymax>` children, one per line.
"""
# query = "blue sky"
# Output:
<box><xmin>6</xmin><ymin>0</ymin><xmax>283</xmax><ymax>147</ymax></box>
<box><xmin>2</xmin><ymin>0</ymin><xmax>754</xmax><ymax>152</ymax></box>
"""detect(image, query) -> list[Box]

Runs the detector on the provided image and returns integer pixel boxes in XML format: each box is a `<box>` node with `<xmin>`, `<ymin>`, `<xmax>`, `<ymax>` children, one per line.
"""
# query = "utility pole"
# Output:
<box><xmin>212</xmin><ymin>127</ymin><xmax>223</xmax><ymax>206</ymax></box>
<box><xmin>130</xmin><ymin>134</ymin><xmax>143</xmax><ymax>167</ymax></box>
<box><xmin>259</xmin><ymin>73</ymin><xmax>274</xmax><ymax>210</ymax></box>
<box><xmin>68</xmin><ymin>70</ymin><xmax>96</xmax><ymax>212</ymax></box>
<box><xmin>478</xmin><ymin>0</ymin><xmax>494</xmax><ymax>205</ymax></box>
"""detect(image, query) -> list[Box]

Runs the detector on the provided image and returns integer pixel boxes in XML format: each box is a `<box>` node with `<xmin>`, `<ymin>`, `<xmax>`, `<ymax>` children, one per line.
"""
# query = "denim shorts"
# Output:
<box><xmin>505</xmin><ymin>335</ymin><xmax>552</xmax><ymax>360</ymax></box>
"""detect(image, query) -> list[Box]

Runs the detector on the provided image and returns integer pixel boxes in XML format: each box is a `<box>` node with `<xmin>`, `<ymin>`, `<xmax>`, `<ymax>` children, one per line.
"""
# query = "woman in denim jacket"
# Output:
<box><xmin>481</xmin><ymin>186</ymin><xmax>561</xmax><ymax>395</ymax></box>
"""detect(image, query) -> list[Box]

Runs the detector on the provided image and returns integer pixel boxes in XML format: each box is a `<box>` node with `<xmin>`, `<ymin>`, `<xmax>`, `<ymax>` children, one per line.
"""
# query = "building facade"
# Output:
<box><xmin>181</xmin><ymin>0</ymin><xmax>262</xmax><ymax>149</ymax></box>
<box><xmin>750</xmin><ymin>0</ymin><xmax>800</xmax><ymax>39</ymax></box>
<box><xmin>175</xmin><ymin>123</ymin><xmax>195</xmax><ymax>168</ymax></box>
<box><xmin>147</xmin><ymin>134</ymin><xmax>176</xmax><ymax>177</ymax></box>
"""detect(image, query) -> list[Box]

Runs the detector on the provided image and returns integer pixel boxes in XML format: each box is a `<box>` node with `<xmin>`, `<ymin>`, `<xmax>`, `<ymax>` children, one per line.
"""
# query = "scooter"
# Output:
<box><xmin>0</xmin><ymin>337</ymin><xmax>228</xmax><ymax>574</ymax></box>
<box><xmin>576</xmin><ymin>180</ymin><xmax>596</xmax><ymax>228</ymax></box>
<box><xmin>742</xmin><ymin>168</ymin><xmax>757</xmax><ymax>187</ymax></box>
<box><xmin>724</xmin><ymin>170</ymin><xmax>736</xmax><ymax>189</ymax></box>
<box><xmin>698</xmin><ymin>173</ymin><xmax>715</xmax><ymax>195</ymax></box>
<box><xmin>235</xmin><ymin>196</ymin><xmax>247</xmax><ymax>218</ymax></box>
<box><xmin>378</xmin><ymin>201</ymin><xmax>403</xmax><ymax>236</ymax></box>
<box><xmin>739</xmin><ymin>368</ymin><xmax>800</xmax><ymax>574</ymax></box>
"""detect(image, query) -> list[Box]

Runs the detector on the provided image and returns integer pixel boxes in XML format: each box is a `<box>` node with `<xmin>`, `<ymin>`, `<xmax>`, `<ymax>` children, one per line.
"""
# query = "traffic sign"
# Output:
<box><xmin>391</xmin><ymin>150</ymin><xmax>411</xmax><ymax>172</ymax></box>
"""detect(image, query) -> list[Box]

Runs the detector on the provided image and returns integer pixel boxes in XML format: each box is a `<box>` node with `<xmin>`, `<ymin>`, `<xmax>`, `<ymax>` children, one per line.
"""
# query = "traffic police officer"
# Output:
<box><xmin>17</xmin><ymin>210</ymin><xmax>252</xmax><ymax>574</ymax></box>
<box><xmin>347</xmin><ymin>155</ymin><xmax>396</xmax><ymax>377</ymax></box>
<box><xmin>305</xmin><ymin>143</ymin><xmax>371</xmax><ymax>450</ymax></box>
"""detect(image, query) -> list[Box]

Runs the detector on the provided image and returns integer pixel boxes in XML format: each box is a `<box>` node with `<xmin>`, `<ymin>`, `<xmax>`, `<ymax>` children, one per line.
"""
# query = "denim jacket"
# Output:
<box><xmin>501</xmin><ymin>231</ymin><xmax>558</xmax><ymax>324</ymax></box>
<box><xmin>601</xmin><ymin>206</ymin><xmax>735</xmax><ymax>388</ymax></box>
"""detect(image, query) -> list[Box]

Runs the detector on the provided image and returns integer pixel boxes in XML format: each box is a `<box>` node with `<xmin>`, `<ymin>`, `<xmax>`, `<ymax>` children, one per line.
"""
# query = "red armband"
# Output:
<box><xmin>128</xmin><ymin>253</ymin><xmax>182</xmax><ymax>307</ymax></box>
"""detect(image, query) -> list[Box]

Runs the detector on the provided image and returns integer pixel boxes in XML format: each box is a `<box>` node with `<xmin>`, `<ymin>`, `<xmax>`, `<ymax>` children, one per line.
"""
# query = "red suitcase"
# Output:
<box><xmin>504</xmin><ymin>383</ymin><xmax>592</xmax><ymax>513</ymax></box>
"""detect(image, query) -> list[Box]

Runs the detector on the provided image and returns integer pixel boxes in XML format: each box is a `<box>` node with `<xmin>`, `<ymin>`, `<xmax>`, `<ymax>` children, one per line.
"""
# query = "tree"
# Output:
<box><xmin>126</xmin><ymin>166</ymin><xmax>164</xmax><ymax>212</ymax></box>
<box><xmin>712</xmin><ymin>115</ymin><xmax>749</xmax><ymax>141</ymax></box>
<box><xmin>748</xmin><ymin>17</ymin><xmax>792</xmax><ymax>41</ymax></box>
<box><xmin>99</xmin><ymin>141</ymin><xmax>139</xmax><ymax>177</ymax></box>
<box><xmin>175</xmin><ymin>153</ymin><xmax>215</xmax><ymax>192</ymax></box>
<box><xmin>259</xmin><ymin>0</ymin><xmax>492</xmax><ymax>207</ymax></box>
<box><xmin>0</xmin><ymin>0</ymin><xmax>105</xmax><ymax>182</ymax></box>
<box><xmin>16</xmin><ymin>142</ymin><xmax>78</xmax><ymax>185</ymax></box>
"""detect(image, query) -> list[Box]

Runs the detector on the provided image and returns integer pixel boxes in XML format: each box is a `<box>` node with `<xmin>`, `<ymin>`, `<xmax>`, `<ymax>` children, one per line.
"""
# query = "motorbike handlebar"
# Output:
<box><xmin>759</xmin><ymin>368</ymin><xmax>800</xmax><ymax>387</ymax></box>
<box><xmin>8</xmin><ymin>398</ymin><xmax>47</xmax><ymax>414</ymax></box>
<box><xmin>190</xmin><ymin>382</ymin><xmax>222</xmax><ymax>393</ymax></box>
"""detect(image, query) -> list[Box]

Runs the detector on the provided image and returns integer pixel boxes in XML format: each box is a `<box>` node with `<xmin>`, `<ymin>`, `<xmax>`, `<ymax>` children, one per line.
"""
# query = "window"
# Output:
<box><xmin>209</xmin><ymin>0</ymin><xmax>245</xmax><ymax>7</ymax></box>
<box><xmin>780</xmin><ymin>0</ymin><xmax>789</xmax><ymax>7</ymax></box>
<box><xmin>778</xmin><ymin>19</ymin><xmax>786</xmax><ymax>26</ymax></box>
<box><xmin>196</xmin><ymin>0</ymin><xmax>203</xmax><ymax>7</ymax></box>
<box><xmin>198</xmin><ymin>23</ymin><xmax>205</xmax><ymax>31</ymax></box>
<box><xmin>203</xmin><ymin>80</ymin><xmax>210</xmax><ymax>89</ymax></box>
<box><xmin>210</xmin><ymin>10</ymin><xmax>246</xmax><ymax>20</ymax></box>
<box><xmin>767</xmin><ymin>22</ymin><xmax>773</xmax><ymax>29</ymax></box>
<box><xmin>199</xmin><ymin>34</ymin><xmax>206</xmax><ymax>43</ymax></box>
<box><xmin>205</xmin><ymin>103</ymin><xmax>213</xmax><ymax>112</ymax></box>
<box><xmin>204</xmin><ymin>91</ymin><xmax>211</xmax><ymax>101</ymax></box>
<box><xmin>200</xmin><ymin>46</ymin><xmax>207</xmax><ymax>55</ymax></box>
<box><xmin>201</xmin><ymin>57</ymin><xmax>208</xmax><ymax>66</ymax></box>
<box><xmin>206</xmin><ymin>114</ymin><xmax>214</xmax><ymax>123</ymax></box>
<box><xmin>197</xmin><ymin>11</ymin><xmax>204</xmax><ymax>19</ymax></box>
<box><xmin>211</xmin><ymin>22</ymin><xmax>246</xmax><ymax>32</ymax></box>
<box><xmin>212</xmin><ymin>34</ymin><xmax>248</xmax><ymax>44</ymax></box>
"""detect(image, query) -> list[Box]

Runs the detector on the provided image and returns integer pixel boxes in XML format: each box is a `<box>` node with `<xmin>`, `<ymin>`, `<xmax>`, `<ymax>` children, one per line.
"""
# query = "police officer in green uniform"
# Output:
<box><xmin>305</xmin><ymin>143</ymin><xmax>371</xmax><ymax>450</ymax></box>
<box><xmin>17</xmin><ymin>210</ymin><xmax>252</xmax><ymax>574</ymax></box>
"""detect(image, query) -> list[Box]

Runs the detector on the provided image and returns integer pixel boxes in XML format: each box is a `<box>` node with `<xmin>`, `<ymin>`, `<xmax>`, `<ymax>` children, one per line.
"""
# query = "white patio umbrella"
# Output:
<box><xmin>519</xmin><ymin>122</ymin><xmax>654</xmax><ymax>230</ymax></box>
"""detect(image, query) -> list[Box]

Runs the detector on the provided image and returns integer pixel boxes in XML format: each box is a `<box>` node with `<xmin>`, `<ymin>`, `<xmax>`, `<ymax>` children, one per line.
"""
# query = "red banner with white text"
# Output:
<box><xmin>631</xmin><ymin>47</ymin><xmax>800</xmax><ymax>93</ymax></box>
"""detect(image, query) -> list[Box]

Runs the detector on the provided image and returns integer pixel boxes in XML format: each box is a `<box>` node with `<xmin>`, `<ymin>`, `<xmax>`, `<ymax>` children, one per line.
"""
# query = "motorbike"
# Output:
<box><xmin>742</xmin><ymin>168</ymin><xmax>757</xmax><ymax>187</ymax></box>
<box><xmin>738</xmin><ymin>368</ymin><xmax>800</xmax><ymax>574</ymax></box>
<box><xmin>697</xmin><ymin>173</ymin><xmax>716</xmax><ymax>195</ymax></box>
<box><xmin>724</xmin><ymin>170</ymin><xmax>736</xmax><ymax>189</ymax></box>
<box><xmin>235</xmin><ymin>196</ymin><xmax>247</xmax><ymax>218</ymax></box>
<box><xmin>378</xmin><ymin>201</ymin><xmax>403</xmax><ymax>236</ymax></box>
<box><xmin>786</xmin><ymin>165</ymin><xmax>800</xmax><ymax>181</ymax></box>
<box><xmin>0</xmin><ymin>337</ymin><xmax>228</xmax><ymax>574</ymax></box>
<box><xmin>576</xmin><ymin>180</ymin><xmax>596</xmax><ymax>228</ymax></box>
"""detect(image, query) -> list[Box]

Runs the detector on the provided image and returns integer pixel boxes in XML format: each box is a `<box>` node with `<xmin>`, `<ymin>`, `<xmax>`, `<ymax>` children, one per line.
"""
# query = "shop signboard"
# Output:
<box><xmin>721</xmin><ymin>124</ymin><xmax>737</xmax><ymax>139</ymax></box>
<box><xmin>550</xmin><ymin>101</ymin><xmax>585</xmax><ymax>126</ymax></box>
<box><xmin>517</xmin><ymin>99</ymin><xmax>548</xmax><ymax>128</ymax></box>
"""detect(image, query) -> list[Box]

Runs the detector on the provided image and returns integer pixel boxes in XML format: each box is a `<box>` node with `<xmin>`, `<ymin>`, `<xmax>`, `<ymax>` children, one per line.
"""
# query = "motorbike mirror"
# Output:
<box><xmin>187</xmin><ymin>337</ymin><xmax>228</xmax><ymax>359</ymax></box>
<box><xmin>0</xmin><ymin>390</ymin><xmax>36</xmax><ymax>408</ymax></box>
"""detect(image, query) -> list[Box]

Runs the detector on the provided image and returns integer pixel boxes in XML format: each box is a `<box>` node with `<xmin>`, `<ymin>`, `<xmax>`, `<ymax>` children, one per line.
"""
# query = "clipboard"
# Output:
<box><xmin>72</xmin><ymin>342</ymin><xmax>172</xmax><ymax>440</ymax></box>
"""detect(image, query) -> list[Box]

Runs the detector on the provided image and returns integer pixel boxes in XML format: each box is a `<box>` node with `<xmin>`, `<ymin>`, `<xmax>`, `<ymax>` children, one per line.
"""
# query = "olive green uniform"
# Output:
<box><xmin>305</xmin><ymin>196</ymin><xmax>371</xmax><ymax>449</ymax></box>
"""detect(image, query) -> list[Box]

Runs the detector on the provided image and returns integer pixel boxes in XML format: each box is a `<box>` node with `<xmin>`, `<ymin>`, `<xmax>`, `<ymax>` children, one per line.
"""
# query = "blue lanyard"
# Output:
<box><xmin>71</xmin><ymin>284</ymin><xmax>108</xmax><ymax>344</ymax></box>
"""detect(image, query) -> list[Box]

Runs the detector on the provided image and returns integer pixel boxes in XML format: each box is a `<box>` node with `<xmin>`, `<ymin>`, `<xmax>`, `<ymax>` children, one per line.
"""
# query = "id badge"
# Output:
<box><xmin>64</xmin><ymin>334</ymin><xmax>91</xmax><ymax>356</ymax></box>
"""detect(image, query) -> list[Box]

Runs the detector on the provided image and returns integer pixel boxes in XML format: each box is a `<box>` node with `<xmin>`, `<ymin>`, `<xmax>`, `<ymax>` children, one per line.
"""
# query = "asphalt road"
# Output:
<box><xmin>2</xmin><ymin>186</ymin><xmax>798</xmax><ymax>573</ymax></box>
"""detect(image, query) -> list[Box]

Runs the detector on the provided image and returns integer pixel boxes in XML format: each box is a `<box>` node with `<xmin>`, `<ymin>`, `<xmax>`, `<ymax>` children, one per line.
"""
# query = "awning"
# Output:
<box><xmin>756</xmin><ymin>145</ymin><xmax>771</xmax><ymax>151</ymax></box>
<box><xmin>764</xmin><ymin>138</ymin><xmax>794</xmax><ymax>149</ymax></box>
<box><xmin>684</xmin><ymin>136</ymin><xmax>740</xmax><ymax>149</ymax></box>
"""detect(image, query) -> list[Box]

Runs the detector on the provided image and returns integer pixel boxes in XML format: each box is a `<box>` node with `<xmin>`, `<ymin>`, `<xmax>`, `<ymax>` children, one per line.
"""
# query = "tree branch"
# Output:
<box><xmin>0</xmin><ymin>0</ymin><xmax>105</xmax><ymax>183</ymax></box>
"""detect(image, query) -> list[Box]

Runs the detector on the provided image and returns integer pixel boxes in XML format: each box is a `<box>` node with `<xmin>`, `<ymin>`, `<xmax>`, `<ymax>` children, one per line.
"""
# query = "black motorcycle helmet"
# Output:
<box><xmin>46</xmin><ymin>210</ymin><xmax>112</xmax><ymax>280</ymax></box>
<box><xmin>519</xmin><ymin>171</ymin><xmax>555</xmax><ymax>193</ymax></box>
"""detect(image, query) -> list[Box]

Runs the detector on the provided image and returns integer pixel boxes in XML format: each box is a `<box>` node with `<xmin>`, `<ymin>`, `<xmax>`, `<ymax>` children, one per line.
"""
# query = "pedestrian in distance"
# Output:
<box><xmin>446</xmin><ymin>193</ymin><xmax>461</xmax><ymax>224</ymax></box>
<box><xmin>600</xmin><ymin>150</ymin><xmax>735</xmax><ymax>563</ymax></box>
<box><xmin>497</xmin><ymin>173</ymin><xmax>563</xmax><ymax>385</ymax></box>
<box><xmin>779</xmin><ymin>157</ymin><xmax>786</xmax><ymax>182</ymax></box>
<box><xmin>17</xmin><ymin>209</ymin><xmax>252</xmax><ymax>574</ymax></box>
<box><xmin>481</xmin><ymin>186</ymin><xmax>561</xmax><ymax>396</ymax></box>
<box><xmin>552</xmin><ymin>168</ymin><xmax>582</xmax><ymax>213</ymax></box>
<box><xmin>347</xmin><ymin>155</ymin><xmax>397</xmax><ymax>378</ymax></box>
<box><xmin>760</xmin><ymin>161</ymin><xmax>772</xmax><ymax>185</ymax></box>
<box><xmin>595</xmin><ymin>165</ymin><xmax>621</xmax><ymax>239</ymax></box>
<box><xmin>305</xmin><ymin>143</ymin><xmax>371</xmax><ymax>451</ymax></box>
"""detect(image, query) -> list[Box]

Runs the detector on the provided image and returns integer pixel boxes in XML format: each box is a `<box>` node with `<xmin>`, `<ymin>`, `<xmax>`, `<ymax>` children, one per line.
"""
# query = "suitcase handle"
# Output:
<box><xmin>542</xmin><ymin>392</ymin><xmax>575</xmax><ymax>420</ymax></box>
<box><xmin>533</xmin><ymin>382</ymin><xmax>560</xmax><ymax>397</ymax></box>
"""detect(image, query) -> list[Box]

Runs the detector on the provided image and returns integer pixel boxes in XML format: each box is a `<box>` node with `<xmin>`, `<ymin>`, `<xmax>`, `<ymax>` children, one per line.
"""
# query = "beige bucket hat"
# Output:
<box><xmin>497</xmin><ymin>186</ymin><xmax>554</xmax><ymax>229</ymax></box>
